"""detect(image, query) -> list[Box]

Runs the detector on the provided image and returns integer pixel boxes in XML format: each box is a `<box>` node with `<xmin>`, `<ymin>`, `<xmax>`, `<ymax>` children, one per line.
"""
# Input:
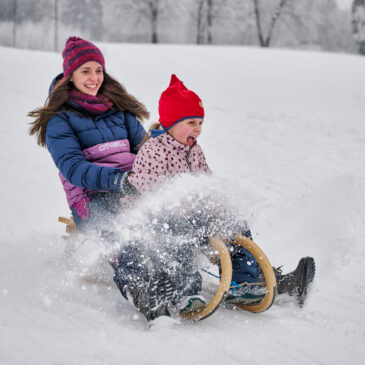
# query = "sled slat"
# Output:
<box><xmin>234</xmin><ymin>235</ymin><xmax>277</xmax><ymax>313</ymax></box>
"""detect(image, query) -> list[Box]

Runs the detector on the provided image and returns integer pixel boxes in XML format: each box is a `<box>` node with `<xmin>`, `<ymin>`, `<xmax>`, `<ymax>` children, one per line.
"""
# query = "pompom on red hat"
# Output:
<box><xmin>151</xmin><ymin>74</ymin><xmax>204</xmax><ymax>137</ymax></box>
<box><xmin>62</xmin><ymin>36</ymin><xmax>105</xmax><ymax>78</ymax></box>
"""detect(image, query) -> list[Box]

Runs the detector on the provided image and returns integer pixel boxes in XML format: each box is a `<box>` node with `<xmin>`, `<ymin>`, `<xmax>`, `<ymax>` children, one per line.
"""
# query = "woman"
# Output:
<box><xmin>29</xmin><ymin>36</ymin><xmax>149</xmax><ymax>232</ymax></box>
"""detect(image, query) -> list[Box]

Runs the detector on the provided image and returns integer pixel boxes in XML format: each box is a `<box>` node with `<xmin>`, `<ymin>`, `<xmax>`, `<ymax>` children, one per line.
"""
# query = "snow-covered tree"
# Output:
<box><xmin>352</xmin><ymin>0</ymin><xmax>365</xmax><ymax>54</ymax></box>
<box><xmin>12</xmin><ymin>0</ymin><xmax>16</xmax><ymax>47</ymax></box>
<box><xmin>251</xmin><ymin>0</ymin><xmax>293</xmax><ymax>47</ymax></box>
<box><xmin>119</xmin><ymin>0</ymin><xmax>169</xmax><ymax>43</ymax></box>
<box><xmin>0</xmin><ymin>0</ymin><xmax>358</xmax><ymax>53</ymax></box>
<box><xmin>194</xmin><ymin>0</ymin><xmax>226</xmax><ymax>44</ymax></box>
<box><xmin>196</xmin><ymin>0</ymin><xmax>205</xmax><ymax>44</ymax></box>
<box><xmin>61</xmin><ymin>0</ymin><xmax>103</xmax><ymax>40</ymax></box>
<box><xmin>0</xmin><ymin>0</ymin><xmax>13</xmax><ymax>22</ymax></box>
<box><xmin>244</xmin><ymin>0</ymin><xmax>356</xmax><ymax>52</ymax></box>
<box><xmin>12</xmin><ymin>0</ymin><xmax>51</xmax><ymax>23</ymax></box>
<box><xmin>54</xmin><ymin>0</ymin><xmax>58</xmax><ymax>51</ymax></box>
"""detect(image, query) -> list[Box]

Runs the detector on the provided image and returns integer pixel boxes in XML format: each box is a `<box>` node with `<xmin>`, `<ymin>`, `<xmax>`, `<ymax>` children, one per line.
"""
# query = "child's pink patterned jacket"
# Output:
<box><xmin>128</xmin><ymin>133</ymin><xmax>211</xmax><ymax>193</ymax></box>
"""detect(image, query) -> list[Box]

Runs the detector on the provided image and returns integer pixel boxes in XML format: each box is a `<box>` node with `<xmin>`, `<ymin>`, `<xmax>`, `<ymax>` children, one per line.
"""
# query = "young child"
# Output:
<box><xmin>111</xmin><ymin>74</ymin><xmax>211</xmax><ymax>320</ymax></box>
<box><xmin>112</xmin><ymin>75</ymin><xmax>316</xmax><ymax>321</ymax></box>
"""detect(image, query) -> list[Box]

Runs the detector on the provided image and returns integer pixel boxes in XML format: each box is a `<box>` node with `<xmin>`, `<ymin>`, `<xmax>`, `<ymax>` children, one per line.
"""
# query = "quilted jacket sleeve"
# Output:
<box><xmin>124</xmin><ymin>112</ymin><xmax>147</xmax><ymax>152</ymax></box>
<box><xmin>46</xmin><ymin>114</ymin><xmax>124</xmax><ymax>191</ymax></box>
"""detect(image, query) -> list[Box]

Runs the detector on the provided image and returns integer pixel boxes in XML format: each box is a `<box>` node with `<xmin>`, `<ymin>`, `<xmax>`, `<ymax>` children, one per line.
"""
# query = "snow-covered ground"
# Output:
<box><xmin>0</xmin><ymin>43</ymin><xmax>364</xmax><ymax>364</ymax></box>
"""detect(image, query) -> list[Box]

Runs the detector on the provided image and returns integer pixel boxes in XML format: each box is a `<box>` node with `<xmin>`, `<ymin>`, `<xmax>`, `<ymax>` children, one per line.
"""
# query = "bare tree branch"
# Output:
<box><xmin>253</xmin><ymin>0</ymin><xmax>265</xmax><ymax>46</ymax></box>
<box><xmin>266</xmin><ymin>0</ymin><xmax>288</xmax><ymax>46</ymax></box>
<box><xmin>252</xmin><ymin>0</ymin><xmax>292</xmax><ymax>47</ymax></box>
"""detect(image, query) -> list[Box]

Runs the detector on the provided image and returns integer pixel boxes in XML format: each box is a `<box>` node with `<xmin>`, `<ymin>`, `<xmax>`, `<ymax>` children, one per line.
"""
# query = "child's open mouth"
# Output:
<box><xmin>187</xmin><ymin>136</ymin><xmax>195</xmax><ymax>146</ymax></box>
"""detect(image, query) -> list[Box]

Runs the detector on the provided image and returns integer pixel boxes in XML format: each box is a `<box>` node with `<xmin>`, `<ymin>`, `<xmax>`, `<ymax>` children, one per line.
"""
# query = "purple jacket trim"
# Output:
<box><xmin>59</xmin><ymin>139</ymin><xmax>136</xmax><ymax>219</ymax></box>
<box><xmin>73</xmin><ymin>196</ymin><xmax>90</xmax><ymax>220</ymax></box>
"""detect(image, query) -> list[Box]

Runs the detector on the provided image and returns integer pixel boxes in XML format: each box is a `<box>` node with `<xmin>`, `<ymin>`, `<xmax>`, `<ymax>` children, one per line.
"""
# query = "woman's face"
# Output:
<box><xmin>70</xmin><ymin>61</ymin><xmax>104</xmax><ymax>96</ymax></box>
<box><xmin>169</xmin><ymin>118</ymin><xmax>203</xmax><ymax>146</ymax></box>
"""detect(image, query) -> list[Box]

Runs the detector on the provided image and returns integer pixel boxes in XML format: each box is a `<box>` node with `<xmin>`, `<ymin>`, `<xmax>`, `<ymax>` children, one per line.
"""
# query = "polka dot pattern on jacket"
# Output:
<box><xmin>128</xmin><ymin>133</ymin><xmax>211</xmax><ymax>193</ymax></box>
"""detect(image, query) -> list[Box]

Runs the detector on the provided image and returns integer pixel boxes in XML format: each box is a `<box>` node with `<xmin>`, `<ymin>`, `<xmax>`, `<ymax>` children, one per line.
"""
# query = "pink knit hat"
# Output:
<box><xmin>62</xmin><ymin>36</ymin><xmax>105</xmax><ymax>78</ymax></box>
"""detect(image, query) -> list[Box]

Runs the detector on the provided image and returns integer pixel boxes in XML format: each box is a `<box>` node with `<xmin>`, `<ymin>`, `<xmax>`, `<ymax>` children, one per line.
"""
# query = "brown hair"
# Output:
<box><xmin>28</xmin><ymin>72</ymin><xmax>150</xmax><ymax>147</ymax></box>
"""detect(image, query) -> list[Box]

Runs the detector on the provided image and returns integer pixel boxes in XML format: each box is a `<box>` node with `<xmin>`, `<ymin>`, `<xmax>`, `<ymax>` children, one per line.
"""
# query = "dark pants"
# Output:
<box><xmin>72</xmin><ymin>193</ymin><xmax>260</xmax><ymax>299</ymax></box>
<box><xmin>110</xmin><ymin>217</ymin><xmax>260</xmax><ymax>301</ymax></box>
<box><xmin>110</xmin><ymin>239</ymin><xmax>202</xmax><ymax>301</ymax></box>
<box><xmin>229</xmin><ymin>229</ymin><xmax>260</xmax><ymax>284</ymax></box>
<box><xmin>169</xmin><ymin>211</ymin><xmax>261</xmax><ymax>284</ymax></box>
<box><xmin>71</xmin><ymin>191</ymin><xmax>123</xmax><ymax>234</ymax></box>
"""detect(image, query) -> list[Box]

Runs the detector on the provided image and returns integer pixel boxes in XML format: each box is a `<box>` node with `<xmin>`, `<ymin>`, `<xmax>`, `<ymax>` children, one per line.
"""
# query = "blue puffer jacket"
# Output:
<box><xmin>45</xmin><ymin>76</ymin><xmax>147</xmax><ymax>192</ymax></box>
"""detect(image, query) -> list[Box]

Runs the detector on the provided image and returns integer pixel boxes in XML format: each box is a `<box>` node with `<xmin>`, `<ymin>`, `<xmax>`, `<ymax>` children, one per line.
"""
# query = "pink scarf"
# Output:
<box><xmin>69</xmin><ymin>89</ymin><xmax>113</xmax><ymax>114</ymax></box>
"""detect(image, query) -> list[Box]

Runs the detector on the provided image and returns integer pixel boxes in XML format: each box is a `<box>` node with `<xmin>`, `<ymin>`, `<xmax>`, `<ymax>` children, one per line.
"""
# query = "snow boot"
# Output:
<box><xmin>179</xmin><ymin>295</ymin><xmax>207</xmax><ymax>314</ymax></box>
<box><xmin>127</xmin><ymin>271</ymin><xmax>174</xmax><ymax>321</ymax></box>
<box><xmin>274</xmin><ymin>257</ymin><xmax>316</xmax><ymax>307</ymax></box>
<box><xmin>225</xmin><ymin>281</ymin><xmax>267</xmax><ymax>305</ymax></box>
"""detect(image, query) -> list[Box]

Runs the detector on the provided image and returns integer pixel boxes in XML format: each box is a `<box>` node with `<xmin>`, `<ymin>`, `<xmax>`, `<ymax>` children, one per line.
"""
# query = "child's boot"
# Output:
<box><xmin>178</xmin><ymin>295</ymin><xmax>207</xmax><ymax>314</ymax></box>
<box><xmin>224</xmin><ymin>238</ymin><xmax>266</xmax><ymax>305</ymax></box>
<box><xmin>127</xmin><ymin>270</ymin><xmax>174</xmax><ymax>321</ymax></box>
<box><xmin>225</xmin><ymin>281</ymin><xmax>267</xmax><ymax>305</ymax></box>
<box><xmin>274</xmin><ymin>257</ymin><xmax>316</xmax><ymax>307</ymax></box>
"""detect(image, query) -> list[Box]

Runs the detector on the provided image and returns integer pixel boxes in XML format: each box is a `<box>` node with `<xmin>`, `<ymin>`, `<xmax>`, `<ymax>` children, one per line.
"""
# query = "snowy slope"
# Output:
<box><xmin>0</xmin><ymin>43</ymin><xmax>364</xmax><ymax>365</ymax></box>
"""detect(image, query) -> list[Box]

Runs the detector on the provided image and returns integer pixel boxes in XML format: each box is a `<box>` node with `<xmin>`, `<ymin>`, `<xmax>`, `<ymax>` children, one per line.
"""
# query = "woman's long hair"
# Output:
<box><xmin>28</xmin><ymin>71</ymin><xmax>150</xmax><ymax>147</ymax></box>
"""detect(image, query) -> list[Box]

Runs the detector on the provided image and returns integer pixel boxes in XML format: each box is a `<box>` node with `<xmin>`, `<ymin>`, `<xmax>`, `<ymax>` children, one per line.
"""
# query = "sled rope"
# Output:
<box><xmin>200</xmin><ymin>267</ymin><xmax>221</xmax><ymax>279</ymax></box>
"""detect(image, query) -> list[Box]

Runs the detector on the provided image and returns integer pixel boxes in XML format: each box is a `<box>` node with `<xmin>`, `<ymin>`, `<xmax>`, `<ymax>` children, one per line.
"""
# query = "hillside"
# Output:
<box><xmin>0</xmin><ymin>43</ymin><xmax>364</xmax><ymax>364</ymax></box>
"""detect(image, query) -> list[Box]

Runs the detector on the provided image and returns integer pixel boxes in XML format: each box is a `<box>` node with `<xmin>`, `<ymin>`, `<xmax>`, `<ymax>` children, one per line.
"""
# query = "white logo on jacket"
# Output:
<box><xmin>99</xmin><ymin>140</ymin><xmax>127</xmax><ymax>151</ymax></box>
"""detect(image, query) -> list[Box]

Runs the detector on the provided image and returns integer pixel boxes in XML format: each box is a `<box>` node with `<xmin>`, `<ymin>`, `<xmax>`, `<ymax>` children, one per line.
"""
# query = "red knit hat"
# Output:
<box><xmin>62</xmin><ymin>36</ymin><xmax>105</xmax><ymax>78</ymax></box>
<box><xmin>158</xmin><ymin>74</ymin><xmax>204</xmax><ymax>128</ymax></box>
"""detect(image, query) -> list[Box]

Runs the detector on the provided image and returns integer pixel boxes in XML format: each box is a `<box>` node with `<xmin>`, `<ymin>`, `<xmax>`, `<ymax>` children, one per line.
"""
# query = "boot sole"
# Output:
<box><xmin>179</xmin><ymin>297</ymin><xmax>206</xmax><ymax>314</ymax></box>
<box><xmin>296</xmin><ymin>257</ymin><xmax>316</xmax><ymax>307</ymax></box>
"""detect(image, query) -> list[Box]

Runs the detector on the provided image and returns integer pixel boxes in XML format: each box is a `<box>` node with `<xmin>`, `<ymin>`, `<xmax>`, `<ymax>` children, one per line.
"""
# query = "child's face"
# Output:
<box><xmin>71</xmin><ymin>61</ymin><xmax>104</xmax><ymax>96</ymax></box>
<box><xmin>169</xmin><ymin>118</ymin><xmax>203</xmax><ymax>146</ymax></box>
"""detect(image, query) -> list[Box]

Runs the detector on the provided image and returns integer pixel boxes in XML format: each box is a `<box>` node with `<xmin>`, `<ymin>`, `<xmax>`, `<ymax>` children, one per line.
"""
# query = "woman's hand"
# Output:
<box><xmin>120</xmin><ymin>172</ymin><xmax>140</xmax><ymax>196</ymax></box>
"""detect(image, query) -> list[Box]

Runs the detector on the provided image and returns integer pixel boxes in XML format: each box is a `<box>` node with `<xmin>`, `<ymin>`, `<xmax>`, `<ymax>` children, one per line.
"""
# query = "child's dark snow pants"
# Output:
<box><xmin>72</xmin><ymin>194</ymin><xmax>261</xmax><ymax>299</ymax></box>
<box><xmin>109</xmin><ymin>219</ymin><xmax>261</xmax><ymax>302</ymax></box>
<box><xmin>229</xmin><ymin>228</ymin><xmax>261</xmax><ymax>284</ymax></box>
<box><xmin>110</xmin><ymin>240</ymin><xmax>202</xmax><ymax>301</ymax></box>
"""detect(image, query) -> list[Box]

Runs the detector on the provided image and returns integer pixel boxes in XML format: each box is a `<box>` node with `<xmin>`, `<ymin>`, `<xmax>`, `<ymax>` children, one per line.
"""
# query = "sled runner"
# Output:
<box><xmin>58</xmin><ymin>216</ymin><xmax>277</xmax><ymax>320</ymax></box>
<box><xmin>232</xmin><ymin>234</ymin><xmax>277</xmax><ymax>313</ymax></box>
<box><xmin>179</xmin><ymin>236</ymin><xmax>232</xmax><ymax>321</ymax></box>
<box><xmin>58</xmin><ymin>216</ymin><xmax>77</xmax><ymax>235</ymax></box>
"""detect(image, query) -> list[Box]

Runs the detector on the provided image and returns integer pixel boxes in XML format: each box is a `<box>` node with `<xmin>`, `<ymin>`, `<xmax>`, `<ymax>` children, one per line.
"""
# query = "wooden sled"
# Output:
<box><xmin>182</xmin><ymin>235</ymin><xmax>277</xmax><ymax>320</ymax></box>
<box><xmin>58</xmin><ymin>217</ymin><xmax>277</xmax><ymax>319</ymax></box>
<box><xmin>58</xmin><ymin>216</ymin><xmax>80</xmax><ymax>257</ymax></box>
